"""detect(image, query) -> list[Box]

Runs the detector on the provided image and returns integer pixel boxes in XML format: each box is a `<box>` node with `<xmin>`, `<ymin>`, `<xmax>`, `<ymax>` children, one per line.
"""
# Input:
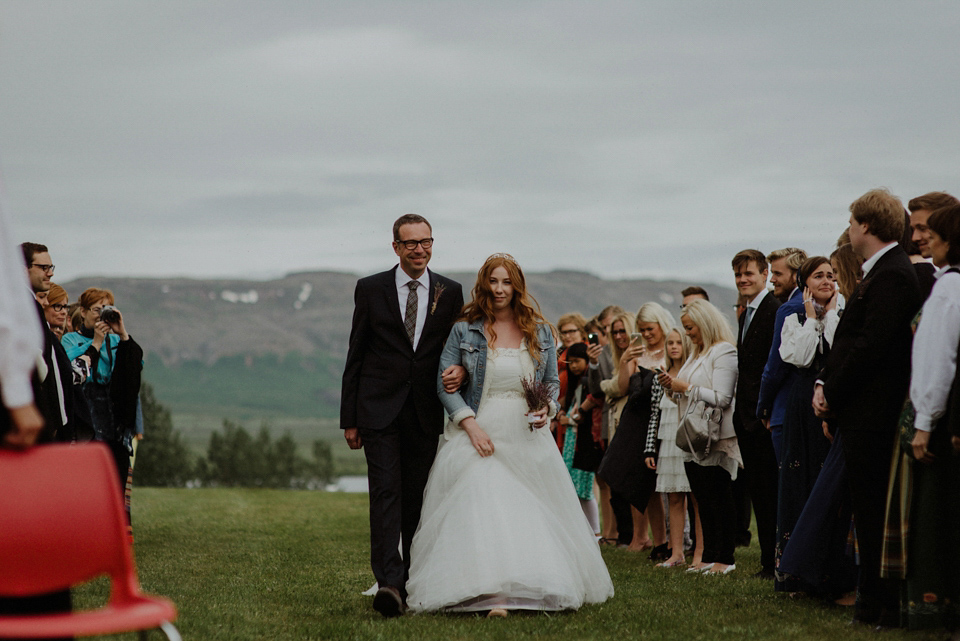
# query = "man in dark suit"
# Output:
<box><xmin>340</xmin><ymin>214</ymin><xmax>464</xmax><ymax>618</ymax></box>
<box><xmin>814</xmin><ymin>188</ymin><xmax>922</xmax><ymax>628</ymax></box>
<box><xmin>731</xmin><ymin>249</ymin><xmax>781</xmax><ymax>578</ymax></box>
<box><xmin>757</xmin><ymin>248</ymin><xmax>807</xmax><ymax>462</ymax></box>
<box><xmin>21</xmin><ymin>242</ymin><xmax>72</xmax><ymax>443</ymax></box>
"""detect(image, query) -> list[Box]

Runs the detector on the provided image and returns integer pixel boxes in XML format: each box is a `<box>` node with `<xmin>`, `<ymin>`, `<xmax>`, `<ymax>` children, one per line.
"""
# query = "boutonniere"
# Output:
<box><xmin>430</xmin><ymin>283</ymin><xmax>446</xmax><ymax>315</ymax></box>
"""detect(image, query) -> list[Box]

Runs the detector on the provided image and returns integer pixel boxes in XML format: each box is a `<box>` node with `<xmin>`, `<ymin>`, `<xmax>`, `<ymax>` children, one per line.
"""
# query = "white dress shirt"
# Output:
<box><xmin>0</xmin><ymin>203</ymin><xmax>44</xmax><ymax>409</ymax></box>
<box><xmin>395</xmin><ymin>266</ymin><xmax>429</xmax><ymax>351</ymax></box>
<box><xmin>910</xmin><ymin>265</ymin><xmax>960</xmax><ymax>432</ymax></box>
<box><xmin>860</xmin><ymin>241</ymin><xmax>897</xmax><ymax>278</ymax></box>
<box><xmin>779</xmin><ymin>310</ymin><xmax>841</xmax><ymax>367</ymax></box>
<box><xmin>741</xmin><ymin>287</ymin><xmax>769</xmax><ymax>341</ymax></box>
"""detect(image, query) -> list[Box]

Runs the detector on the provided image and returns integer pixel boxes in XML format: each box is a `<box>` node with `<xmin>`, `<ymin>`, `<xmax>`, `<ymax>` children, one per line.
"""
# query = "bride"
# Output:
<box><xmin>405</xmin><ymin>253</ymin><xmax>614</xmax><ymax>614</ymax></box>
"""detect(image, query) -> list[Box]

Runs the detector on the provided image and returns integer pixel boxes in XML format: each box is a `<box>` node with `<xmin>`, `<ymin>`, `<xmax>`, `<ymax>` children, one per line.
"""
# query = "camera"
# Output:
<box><xmin>588</xmin><ymin>333</ymin><xmax>599</xmax><ymax>345</ymax></box>
<box><xmin>99</xmin><ymin>305</ymin><xmax>121</xmax><ymax>324</ymax></box>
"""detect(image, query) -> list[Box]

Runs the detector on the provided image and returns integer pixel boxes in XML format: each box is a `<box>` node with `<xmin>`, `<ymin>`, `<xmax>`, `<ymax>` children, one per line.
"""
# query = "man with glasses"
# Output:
<box><xmin>340</xmin><ymin>214</ymin><xmax>464</xmax><ymax>617</ymax></box>
<box><xmin>21</xmin><ymin>243</ymin><xmax>73</xmax><ymax>443</ymax></box>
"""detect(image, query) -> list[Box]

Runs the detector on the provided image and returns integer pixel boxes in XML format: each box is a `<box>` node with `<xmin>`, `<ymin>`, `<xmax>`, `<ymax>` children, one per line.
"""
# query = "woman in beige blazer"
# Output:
<box><xmin>657</xmin><ymin>299</ymin><xmax>742</xmax><ymax>574</ymax></box>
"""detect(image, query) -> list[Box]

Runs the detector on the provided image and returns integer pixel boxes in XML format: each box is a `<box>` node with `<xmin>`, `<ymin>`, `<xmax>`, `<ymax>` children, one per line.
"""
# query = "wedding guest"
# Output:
<box><xmin>731</xmin><ymin>249</ymin><xmax>780</xmax><ymax>577</ymax></box>
<box><xmin>829</xmin><ymin>238</ymin><xmax>862</xmax><ymax>302</ymax></box>
<box><xmin>555</xmin><ymin>312</ymin><xmax>588</xmax><ymax>448</ymax></box>
<box><xmin>680</xmin><ymin>286</ymin><xmax>709</xmax><ymax>310</ymax></box>
<box><xmin>586</xmin><ymin>305</ymin><xmax>624</xmax><ymax>544</ymax></box>
<box><xmin>42</xmin><ymin>284</ymin><xmax>69</xmax><ymax>339</ymax></box>
<box><xmin>757</xmin><ymin>248</ymin><xmax>807</xmax><ymax>460</ymax></box>
<box><xmin>774</xmin><ymin>257</ymin><xmax>841</xmax><ymax>593</ymax></box>
<box><xmin>659</xmin><ymin>299</ymin><xmax>741</xmax><ymax>574</ymax></box>
<box><xmin>813</xmin><ymin>188</ymin><xmax>923</xmax><ymax>628</ymax></box>
<box><xmin>62</xmin><ymin>288</ymin><xmax>144</xmax><ymax>534</ymax></box>
<box><xmin>644</xmin><ymin>327</ymin><xmax>694</xmax><ymax>568</ymax></box>
<box><xmin>559</xmin><ymin>342</ymin><xmax>601</xmax><ymax>537</ymax></box>
<box><xmin>595</xmin><ymin>310</ymin><xmax>636</xmax><ymax>546</ymax></box>
<box><xmin>900</xmin><ymin>203</ymin><xmax>960</xmax><ymax>632</ymax></box>
<box><xmin>597</xmin><ymin>305</ymin><xmax>670</xmax><ymax>554</ymax></box>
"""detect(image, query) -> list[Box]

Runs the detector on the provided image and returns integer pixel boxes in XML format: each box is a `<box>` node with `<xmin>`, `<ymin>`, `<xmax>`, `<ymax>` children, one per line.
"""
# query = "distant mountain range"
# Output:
<box><xmin>60</xmin><ymin>270</ymin><xmax>737</xmax><ymax>421</ymax></box>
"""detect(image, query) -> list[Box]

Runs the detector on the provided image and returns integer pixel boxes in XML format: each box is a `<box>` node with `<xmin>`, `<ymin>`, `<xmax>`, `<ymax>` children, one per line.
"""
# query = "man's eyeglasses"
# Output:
<box><xmin>48</xmin><ymin>303</ymin><xmax>67</xmax><ymax>312</ymax></box>
<box><xmin>395</xmin><ymin>238</ymin><xmax>434</xmax><ymax>250</ymax></box>
<box><xmin>31</xmin><ymin>263</ymin><xmax>55</xmax><ymax>274</ymax></box>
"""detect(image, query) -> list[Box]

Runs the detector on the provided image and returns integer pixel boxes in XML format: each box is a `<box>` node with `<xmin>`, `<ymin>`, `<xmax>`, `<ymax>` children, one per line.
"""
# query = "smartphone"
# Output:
<box><xmin>630</xmin><ymin>332</ymin><xmax>644</xmax><ymax>345</ymax></box>
<box><xmin>588</xmin><ymin>333</ymin><xmax>599</xmax><ymax>345</ymax></box>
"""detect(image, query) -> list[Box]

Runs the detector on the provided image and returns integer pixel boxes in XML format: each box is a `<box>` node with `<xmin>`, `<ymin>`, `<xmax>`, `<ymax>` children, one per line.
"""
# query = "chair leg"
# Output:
<box><xmin>159</xmin><ymin>621</ymin><xmax>182</xmax><ymax>641</ymax></box>
<box><xmin>139</xmin><ymin>621</ymin><xmax>182</xmax><ymax>641</ymax></box>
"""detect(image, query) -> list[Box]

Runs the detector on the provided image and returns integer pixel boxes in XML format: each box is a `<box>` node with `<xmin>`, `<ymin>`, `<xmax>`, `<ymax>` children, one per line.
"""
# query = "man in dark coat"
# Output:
<box><xmin>340</xmin><ymin>214</ymin><xmax>464</xmax><ymax>617</ymax></box>
<box><xmin>814</xmin><ymin>188</ymin><xmax>923</xmax><ymax>628</ymax></box>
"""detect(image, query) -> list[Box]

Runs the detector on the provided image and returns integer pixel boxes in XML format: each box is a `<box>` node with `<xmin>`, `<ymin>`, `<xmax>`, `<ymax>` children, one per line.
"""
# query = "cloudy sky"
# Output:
<box><xmin>1</xmin><ymin>1</ymin><xmax>958</xmax><ymax>286</ymax></box>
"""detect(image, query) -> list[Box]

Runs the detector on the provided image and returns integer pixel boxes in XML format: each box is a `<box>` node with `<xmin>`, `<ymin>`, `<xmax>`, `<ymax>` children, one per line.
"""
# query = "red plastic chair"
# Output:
<box><xmin>0</xmin><ymin>443</ymin><xmax>180</xmax><ymax>639</ymax></box>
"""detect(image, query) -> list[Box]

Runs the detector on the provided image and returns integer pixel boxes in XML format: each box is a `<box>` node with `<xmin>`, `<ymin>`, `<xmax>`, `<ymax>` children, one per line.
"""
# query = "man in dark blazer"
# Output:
<box><xmin>731</xmin><ymin>249</ymin><xmax>781</xmax><ymax>578</ymax></box>
<box><xmin>340</xmin><ymin>214</ymin><xmax>464</xmax><ymax>618</ymax></box>
<box><xmin>814</xmin><ymin>188</ymin><xmax>922</xmax><ymax>628</ymax></box>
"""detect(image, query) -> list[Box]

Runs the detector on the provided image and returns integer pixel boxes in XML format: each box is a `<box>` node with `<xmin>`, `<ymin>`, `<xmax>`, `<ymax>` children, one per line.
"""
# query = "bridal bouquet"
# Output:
<box><xmin>520</xmin><ymin>376</ymin><xmax>551</xmax><ymax>431</ymax></box>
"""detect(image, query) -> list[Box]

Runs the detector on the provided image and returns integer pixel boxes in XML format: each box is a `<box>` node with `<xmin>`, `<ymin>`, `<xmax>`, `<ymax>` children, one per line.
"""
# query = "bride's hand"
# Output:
<box><xmin>530</xmin><ymin>407</ymin><xmax>549</xmax><ymax>430</ymax></box>
<box><xmin>460</xmin><ymin>418</ymin><xmax>494</xmax><ymax>457</ymax></box>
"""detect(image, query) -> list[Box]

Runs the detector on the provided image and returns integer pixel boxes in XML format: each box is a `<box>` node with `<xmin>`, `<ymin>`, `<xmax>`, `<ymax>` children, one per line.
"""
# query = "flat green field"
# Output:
<box><xmin>74</xmin><ymin>489</ymin><xmax>941</xmax><ymax>641</ymax></box>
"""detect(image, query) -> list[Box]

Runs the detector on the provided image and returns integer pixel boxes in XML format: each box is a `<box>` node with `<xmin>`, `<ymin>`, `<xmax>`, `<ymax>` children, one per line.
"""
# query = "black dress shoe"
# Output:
<box><xmin>752</xmin><ymin>569</ymin><xmax>775</xmax><ymax>580</ymax></box>
<box><xmin>648</xmin><ymin>543</ymin><xmax>671</xmax><ymax>562</ymax></box>
<box><xmin>373</xmin><ymin>586</ymin><xmax>405</xmax><ymax>618</ymax></box>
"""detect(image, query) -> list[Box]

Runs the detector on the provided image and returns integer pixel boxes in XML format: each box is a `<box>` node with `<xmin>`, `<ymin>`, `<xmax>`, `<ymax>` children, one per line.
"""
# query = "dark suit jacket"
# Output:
<box><xmin>340</xmin><ymin>267</ymin><xmax>464</xmax><ymax>433</ymax></box>
<box><xmin>32</xmin><ymin>300</ymin><xmax>72</xmax><ymax>443</ymax></box>
<box><xmin>734</xmin><ymin>291</ymin><xmax>780</xmax><ymax>433</ymax></box>
<box><xmin>757</xmin><ymin>288</ymin><xmax>803</xmax><ymax>426</ymax></box>
<box><xmin>820</xmin><ymin>245</ymin><xmax>921</xmax><ymax>433</ymax></box>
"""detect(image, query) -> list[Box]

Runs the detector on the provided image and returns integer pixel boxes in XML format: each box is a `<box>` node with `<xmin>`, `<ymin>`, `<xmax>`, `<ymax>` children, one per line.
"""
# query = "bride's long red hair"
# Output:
<box><xmin>459</xmin><ymin>254</ymin><xmax>548</xmax><ymax>363</ymax></box>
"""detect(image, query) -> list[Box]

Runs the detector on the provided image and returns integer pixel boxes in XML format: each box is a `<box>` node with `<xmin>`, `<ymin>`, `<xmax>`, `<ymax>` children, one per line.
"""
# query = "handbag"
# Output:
<box><xmin>675</xmin><ymin>387</ymin><xmax>723</xmax><ymax>460</ymax></box>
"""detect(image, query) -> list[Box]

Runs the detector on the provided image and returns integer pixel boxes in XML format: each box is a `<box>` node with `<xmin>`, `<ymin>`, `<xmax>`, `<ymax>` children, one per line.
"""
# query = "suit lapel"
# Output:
<box><xmin>382</xmin><ymin>266</ymin><xmax>407</xmax><ymax>337</ymax></box>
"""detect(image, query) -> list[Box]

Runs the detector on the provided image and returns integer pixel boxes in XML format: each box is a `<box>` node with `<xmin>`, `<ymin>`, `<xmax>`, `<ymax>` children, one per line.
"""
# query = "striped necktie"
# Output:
<box><xmin>404</xmin><ymin>280</ymin><xmax>418</xmax><ymax>345</ymax></box>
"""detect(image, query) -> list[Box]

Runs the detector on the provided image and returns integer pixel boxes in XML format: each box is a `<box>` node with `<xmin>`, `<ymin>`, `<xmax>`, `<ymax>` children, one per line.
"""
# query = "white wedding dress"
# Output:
<box><xmin>405</xmin><ymin>346</ymin><xmax>614</xmax><ymax>613</ymax></box>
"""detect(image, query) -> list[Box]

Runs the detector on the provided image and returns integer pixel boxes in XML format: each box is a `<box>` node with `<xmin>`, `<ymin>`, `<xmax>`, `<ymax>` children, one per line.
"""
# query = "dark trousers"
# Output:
<box><xmin>738</xmin><ymin>427</ymin><xmax>779</xmax><ymax>571</ymax></box>
<box><xmin>609</xmin><ymin>490</ymin><xmax>634</xmax><ymax>545</ymax></box>
<box><xmin>0</xmin><ymin>591</ymin><xmax>72</xmax><ymax>641</ymax></box>
<box><xmin>359</xmin><ymin>397</ymin><xmax>438</xmax><ymax>597</ymax></box>
<box><xmin>685</xmin><ymin>461</ymin><xmax>736</xmax><ymax>566</ymax></box>
<box><xmin>840</xmin><ymin>429</ymin><xmax>899</xmax><ymax>623</ymax></box>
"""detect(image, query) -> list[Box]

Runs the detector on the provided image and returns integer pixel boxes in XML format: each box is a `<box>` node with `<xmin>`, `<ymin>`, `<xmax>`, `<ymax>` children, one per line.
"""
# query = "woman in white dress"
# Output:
<box><xmin>405</xmin><ymin>253</ymin><xmax>614</xmax><ymax>615</ymax></box>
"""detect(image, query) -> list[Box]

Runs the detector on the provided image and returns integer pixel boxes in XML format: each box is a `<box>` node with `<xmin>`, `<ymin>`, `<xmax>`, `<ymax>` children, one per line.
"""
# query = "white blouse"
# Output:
<box><xmin>778</xmin><ymin>309</ymin><xmax>840</xmax><ymax>368</ymax></box>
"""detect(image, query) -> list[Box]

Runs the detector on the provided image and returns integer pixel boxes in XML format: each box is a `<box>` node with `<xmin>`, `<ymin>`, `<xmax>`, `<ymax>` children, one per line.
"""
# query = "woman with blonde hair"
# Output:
<box><xmin>645</xmin><ymin>327</ymin><xmax>694</xmax><ymax>567</ymax></box>
<box><xmin>598</xmin><ymin>303</ymin><xmax>675</xmax><ymax>557</ymax></box>
<box><xmin>406</xmin><ymin>253</ymin><xmax>613</xmax><ymax>614</ymax></box>
<box><xmin>657</xmin><ymin>299</ymin><xmax>741</xmax><ymax>574</ymax></box>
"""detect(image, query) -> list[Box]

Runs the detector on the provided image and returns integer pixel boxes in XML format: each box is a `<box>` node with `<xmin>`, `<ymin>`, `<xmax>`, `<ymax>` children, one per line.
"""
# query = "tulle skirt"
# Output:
<box><xmin>405</xmin><ymin>394</ymin><xmax>614</xmax><ymax>612</ymax></box>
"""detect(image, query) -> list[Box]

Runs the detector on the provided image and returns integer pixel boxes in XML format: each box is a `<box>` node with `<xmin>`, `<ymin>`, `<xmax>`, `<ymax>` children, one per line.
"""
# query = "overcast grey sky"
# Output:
<box><xmin>1</xmin><ymin>1</ymin><xmax>958</xmax><ymax>286</ymax></box>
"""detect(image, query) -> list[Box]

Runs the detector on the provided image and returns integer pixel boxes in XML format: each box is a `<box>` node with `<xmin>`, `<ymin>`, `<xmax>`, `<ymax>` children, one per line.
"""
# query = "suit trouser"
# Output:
<box><xmin>737</xmin><ymin>426</ymin><xmax>779</xmax><ymax>571</ymax></box>
<box><xmin>359</xmin><ymin>397</ymin><xmax>437</xmax><ymax>597</ymax></box>
<box><xmin>609</xmin><ymin>490</ymin><xmax>634</xmax><ymax>546</ymax></box>
<box><xmin>685</xmin><ymin>461</ymin><xmax>736</xmax><ymax>565</ymax></box>
<box><xmin>840</xmin><ymin>429</ymin><xmax>899</xmax><ymax>622</ymax></box>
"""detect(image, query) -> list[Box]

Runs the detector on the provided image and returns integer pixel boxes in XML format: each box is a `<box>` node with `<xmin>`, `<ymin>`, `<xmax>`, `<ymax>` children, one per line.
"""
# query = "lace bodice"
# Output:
<box><xmin>483</xmin><ymin>347</ymin><xmax>533</xmax><ymax>400</ymax></box>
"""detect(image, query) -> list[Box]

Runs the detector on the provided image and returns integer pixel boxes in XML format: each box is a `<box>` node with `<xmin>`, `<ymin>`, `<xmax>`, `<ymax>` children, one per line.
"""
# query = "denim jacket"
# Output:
<box><xmin>436</xmin><ymin>320</ymin><xmax>559</xmax><ymax>426</ymax></box>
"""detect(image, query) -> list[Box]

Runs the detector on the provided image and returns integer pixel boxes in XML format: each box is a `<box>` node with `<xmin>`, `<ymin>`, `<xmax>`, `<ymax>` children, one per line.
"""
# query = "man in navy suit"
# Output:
<box><xmin>814</xmin><ymin>188</ymin><xmax>922</xmax><ymax>628</ymax></box>
<box><xmin>340</xmin><ymin>215</ymin><xmax>464</xmax><ymax>617</ymax></box>
<box><xmin>757</xmin><ymin>248</ymin><xmax>807</xmax><ymax>461</ymax></box>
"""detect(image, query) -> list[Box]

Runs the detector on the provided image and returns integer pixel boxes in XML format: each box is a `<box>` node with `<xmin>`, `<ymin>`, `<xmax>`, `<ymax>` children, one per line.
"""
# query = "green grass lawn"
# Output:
<box><xmin>74</xmin><ymin>489</ymin><xmax>942</xmax><ymax>641</ymax></box>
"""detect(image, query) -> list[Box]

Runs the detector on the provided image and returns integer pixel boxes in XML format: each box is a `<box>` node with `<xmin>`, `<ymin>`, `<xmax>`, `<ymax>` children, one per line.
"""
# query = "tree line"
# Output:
<box><xmin>135</xmin><ymin>382</ymin><xmax>334</xmax><ymax>488</ymax></box>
